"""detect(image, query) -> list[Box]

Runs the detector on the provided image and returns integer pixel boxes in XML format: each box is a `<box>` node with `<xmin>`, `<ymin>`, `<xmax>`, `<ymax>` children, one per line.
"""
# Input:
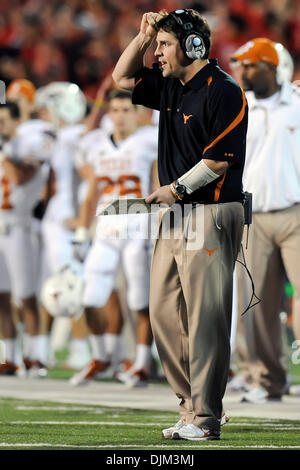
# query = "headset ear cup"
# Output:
<box><xmin>184</xmin><ymin>34</ymin><xmax>206</xmax><ymax>60</ymax></box>
<box><xmin>183</xmin><ymin>35</ymin><xmax>194</xmax><ymax>59</ymax></box>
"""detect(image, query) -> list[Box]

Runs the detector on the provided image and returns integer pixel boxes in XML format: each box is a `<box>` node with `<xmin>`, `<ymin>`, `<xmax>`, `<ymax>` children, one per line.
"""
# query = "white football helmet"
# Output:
<box><xmin>275</xmin><ymin>43</ymin><xmax>294</xmax><ymax>84</ymax></box>
<box><xmin>41</xmin><ymin>265</ymin><xmax>84</xmax><ymax>318</ymax></box>
<box><xmin>35</xmin><ymin>82</ymin><xmax>87</xmax><ymax>124</ymax></box>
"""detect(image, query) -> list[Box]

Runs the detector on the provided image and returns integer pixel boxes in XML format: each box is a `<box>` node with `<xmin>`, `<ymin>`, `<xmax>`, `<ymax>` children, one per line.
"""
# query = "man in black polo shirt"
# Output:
<box><xmin>113</xmin><ymin>9</ymin><xmax>248</xmax><ymax>441</ymax></box>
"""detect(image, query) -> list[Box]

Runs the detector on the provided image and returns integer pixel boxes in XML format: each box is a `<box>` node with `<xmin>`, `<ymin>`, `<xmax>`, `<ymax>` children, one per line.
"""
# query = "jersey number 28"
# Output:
<box><xmin>97</xmin><ymin>174</ymin><xmax>142</xmax><ymax>198</ymax></box>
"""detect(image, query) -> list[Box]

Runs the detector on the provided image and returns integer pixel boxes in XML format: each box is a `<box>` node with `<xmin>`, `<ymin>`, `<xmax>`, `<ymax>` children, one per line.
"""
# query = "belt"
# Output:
<box><xmin>181</xmin><ymin>200</ymin><xmax>243</xmax><ymax>207</ymax></box>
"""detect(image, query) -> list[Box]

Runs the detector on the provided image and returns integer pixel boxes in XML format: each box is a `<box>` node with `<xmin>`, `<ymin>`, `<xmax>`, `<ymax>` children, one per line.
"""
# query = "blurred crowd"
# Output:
<box><xmin>0</xmin><ymin>0</ymin><xmax>300</xmax><ymax>100</ymax></box>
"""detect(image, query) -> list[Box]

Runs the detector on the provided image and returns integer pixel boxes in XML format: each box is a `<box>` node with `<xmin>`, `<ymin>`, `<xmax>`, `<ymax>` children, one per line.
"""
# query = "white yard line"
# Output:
<box><xmin>0</xmin><ymin>443</ymin><xmax>300</xmax><ymax>449</ymax></box>
<box><xmin>14</xmin><ymin>406</ymin><xmax>175</xmax><ymax>418</ymax></box>
<box><xmin>223</xmin><ymin>423</ymin><xmax>300</xmax><ymax>428</ymax></box>
<box><xmin>7</xmin><ymin>421</ymin><xmax>172</xmax><ymax>426</ymax></box>
<box><xmin>5</xmin><ymin>420</ymin><xmax>300</xmax><ymax>430</ymax></box>
<box><xmin>12</xmin><ymin>406</ymin><xmax>300</xmax><ymax>424</ymax></box>
<box><xmin>15</xmin><ymin>406</ymin><xmax>104</xmax><ymax>414</ymax></box>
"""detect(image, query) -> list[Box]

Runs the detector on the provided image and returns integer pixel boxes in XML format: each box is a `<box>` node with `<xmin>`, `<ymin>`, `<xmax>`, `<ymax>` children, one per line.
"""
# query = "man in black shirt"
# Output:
<box><xmin>113</xmin><ymin>8</ymin><xmax>248</xmax><ymax>440</ymax></box>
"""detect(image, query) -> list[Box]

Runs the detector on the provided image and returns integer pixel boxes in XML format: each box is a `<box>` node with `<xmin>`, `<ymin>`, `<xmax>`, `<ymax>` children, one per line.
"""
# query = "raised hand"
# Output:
<box><xmin>140</xmin><ymin>12</ymin><xmax>163</xmax><ymax>39</ymax></box>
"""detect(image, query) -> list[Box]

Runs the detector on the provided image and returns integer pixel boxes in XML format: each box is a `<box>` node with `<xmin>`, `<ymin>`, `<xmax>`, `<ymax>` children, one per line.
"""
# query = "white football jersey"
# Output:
<box><xmin>0</xmin><ymin>120</ymin><xmax>55</xmax><ymax>222</ymax></box>
<box><xmin>44</xmin><ymin>124</ymin><xmax>86</xmax><ymax>222</ymax></box>
<box><xmin>16</xmin><ymin>119</ymin><xmax>55</xmax><ymax>163</ymax></box>
<box><xmin>77</xmin><ymin>125</ymin><xmax>158</xmax><ymax>207</ymax></box>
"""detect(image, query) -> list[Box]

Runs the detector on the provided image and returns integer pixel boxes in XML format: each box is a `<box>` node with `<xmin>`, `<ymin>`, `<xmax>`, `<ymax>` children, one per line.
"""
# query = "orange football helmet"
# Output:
<box><xmin>7</xmin><ymin>79</ymin><xmax>36</xmax><ymax>102</ymax></box>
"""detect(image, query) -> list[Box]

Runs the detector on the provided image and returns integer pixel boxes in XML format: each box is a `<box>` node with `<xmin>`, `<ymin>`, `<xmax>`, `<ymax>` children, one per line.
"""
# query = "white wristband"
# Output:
<box><xmin>74</xmin><ymin>227</ymin><xmax>90</xmax><ymax>243</ymax></box>
<box><xmin>177</xmin><ymin>159</ymin><xmax>220</xmax><ymax>195</ymax></box>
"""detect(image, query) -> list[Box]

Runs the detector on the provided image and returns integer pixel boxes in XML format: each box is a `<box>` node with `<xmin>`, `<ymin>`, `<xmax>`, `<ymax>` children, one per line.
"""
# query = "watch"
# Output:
<box><xmin>170</xmin><ymin>180</ymin><xmax>187</xmax><ymax>201</ymax></box>
<box><xmin>175</xmin><ymin>181</ymin><xmax>187</xmax><ymax>198</ymax></box>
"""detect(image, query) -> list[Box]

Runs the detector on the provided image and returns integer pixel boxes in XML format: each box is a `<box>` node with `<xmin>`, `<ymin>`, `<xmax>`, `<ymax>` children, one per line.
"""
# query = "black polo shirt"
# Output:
<box><xmin>132</xmin><ymin>59</ymin><xmax>248</xmax><ymax>204</ymax></box>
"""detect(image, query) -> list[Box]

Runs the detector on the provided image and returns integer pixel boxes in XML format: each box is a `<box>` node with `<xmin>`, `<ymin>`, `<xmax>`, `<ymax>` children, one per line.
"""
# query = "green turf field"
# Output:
<box><xmin>0</xmin><ymin>397</ymin><xmax>300</xmax><ymax>450</ymax></box>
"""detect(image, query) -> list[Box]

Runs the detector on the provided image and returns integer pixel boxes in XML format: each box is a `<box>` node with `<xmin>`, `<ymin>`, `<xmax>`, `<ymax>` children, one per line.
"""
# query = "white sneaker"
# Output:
<box><xmin>69</xmin><ymin>359</ymin><xmax>111</xmax><ymax>386</ymax></box>
<box><xmin>289</xmin><ymin>384</ymin><xmax>300</xmax><ymax>396</ymax></box>
<box><xmin>220</xmin><ymin>412</ymin><xmax>229</xmax><ymax>426</ymax></box>
<box><xmin>27</xmin><ymin>361</ymin><xmax>48</xmax><ymax>379</ymax></box>
<box><xmin>114</xmin><ymin>359</ymin><xmax>134</xmax><ymax>375</ymax></box>
<box><xmin>172</xmin><ymin>423</ymin><xmax>220</xmax><ymax>441</ymax></box>
<box><xmin>64</xmin><ymin>349</ymin><xmax>91</xmax><ymax>370</ymax></box>
<box><xmin>162</xmin><ymin>419</ymin><xmax>186</xmax><ymax>439</ymax></box>
<box><xmin>162</xmin><ymin>413</ymin><xmax>227</xmax><ymax>439</ymax></box>
<box><xmin>241</xmin><ymin>386</ymin><xmax>281</xmax><ymax>404</ymax></box>
<box><xmin>226</xmin><ymin>374</ymin><xmax>252</xmax><ymax>393</ymax></box>
<box><xmin>116</xmin><ymin>367</ymin><xmax>148</xmax><ymax>388</ymax></box>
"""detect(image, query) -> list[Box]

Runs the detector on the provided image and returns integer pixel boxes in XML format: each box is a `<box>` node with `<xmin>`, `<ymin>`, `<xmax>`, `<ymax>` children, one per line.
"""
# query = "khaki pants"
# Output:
<box><xmin>150</xmin><ymin>202</ymin><xmax>244</xmax><ymax>430</ymax></box>
<box><xmin>236</xmin><ymin>204</ymin><xmax>300</xmax><ymax>396</ymax></box>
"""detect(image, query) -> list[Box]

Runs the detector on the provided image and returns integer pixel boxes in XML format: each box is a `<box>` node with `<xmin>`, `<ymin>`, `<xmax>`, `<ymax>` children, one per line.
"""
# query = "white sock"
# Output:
<box><xmin>104</xmin><ymin>333</ymin><xmax>127</xmax><ymax>367</ymax></box>
<box><xmin>15</xmin><ymin>323</ymin><xmax>25</xmax><ymax>366</ymax></box>
<box><xmin>133</xmin><ymin>344</ymin><xmax>152</xmax><ymax>372</ymax></box>
<box><xmin>29</xmin><ymin>336</ymin><xmax>41</xmax><ymax>362</ymax></box>
<box><xmin>70</xmin><ymin>339</ymin><xmax>89</xmax><ymax>355</ymax></box>
<box><xmin>104</xmin><ymin>334</ymin><xmax>120</xmax><ymax>361</ymax></box>
<box><xmin>22</xmin><ymin>335</ymin><xmax>45</xmax><ymax>362</ymax></box>
<box><xmin>3</xmin><ymin>338</ymin><xmax>16</xmax><ymax>363</ymax></box>
<box><xmin>36</xmin><ymin>335</ymin><xmax>50</xmax><ymax>364</ymax></box>
<box><xmin>67</xmin><ymin>339</ymin><xmax>91</xmax><ymax>369</ymax></box>
<box><xmin>22</xmin><ymin>333</ymin><xmax>31</xmax><ymax>359</ymax></box>
<box><xmin>89</xmin><ymin>335</ymin><xmax>108</xmax><ymax>362</ymax></box>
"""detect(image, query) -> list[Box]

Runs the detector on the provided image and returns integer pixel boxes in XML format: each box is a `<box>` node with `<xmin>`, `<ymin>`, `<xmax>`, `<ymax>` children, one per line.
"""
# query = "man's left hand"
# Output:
<box><xmin>145</xmin><ymin>185</ymin><xmax>176</xmax><ymax>205</ymax></box>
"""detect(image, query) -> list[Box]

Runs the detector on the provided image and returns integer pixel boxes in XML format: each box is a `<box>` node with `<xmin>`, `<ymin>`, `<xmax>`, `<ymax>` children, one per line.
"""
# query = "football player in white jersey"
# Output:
<box><xmin>38</xmin><ymin>81</ymin><xmax>129</xmax><ymax>372</ymax></box>
<box><xmin>35</xmin><ymin>82</ymin><xmax>88</xmax><ymax>282</ymax></box>
<box><xmin>71</xmin><ymin>90</ymin><xmax>158</xmax><ymax>387</ymax></box>
<box><xmin>6</xmin><ymin>79</ymin><xmax>59</xmax><ymax>373</ymax></box>
<box><xmin>34</xmin><ymin>82</ymin><xmax>92</xmax><ymax>370</ymax></box>
<box><xmin>0</xmin><ymin>100</ymin><xmax>53</xmax><ymax>376</ymax></box>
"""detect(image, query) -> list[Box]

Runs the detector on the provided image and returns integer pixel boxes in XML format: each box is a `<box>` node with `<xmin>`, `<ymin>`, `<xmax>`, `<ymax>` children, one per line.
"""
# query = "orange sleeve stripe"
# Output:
<box><xmin>134</xmin><ymin>78</ymin><xmax>143</xmax><ymax>87</ymax></box>
<box><xmin>203</xmin><ymin>87</ymin><xmax>247</xmax><ymax>155</ymax></box>
<box><xmin>214</xmin><ymin>170</ymin><xmax>226</xmax><ymax>203</ymax></box>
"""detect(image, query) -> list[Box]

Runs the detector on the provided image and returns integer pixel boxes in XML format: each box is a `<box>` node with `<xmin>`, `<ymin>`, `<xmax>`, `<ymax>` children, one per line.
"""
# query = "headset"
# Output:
<box><xmin>169</xmin><ymin>9</ymin><xmax>208</xmax><ymax>60</ymax></box>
